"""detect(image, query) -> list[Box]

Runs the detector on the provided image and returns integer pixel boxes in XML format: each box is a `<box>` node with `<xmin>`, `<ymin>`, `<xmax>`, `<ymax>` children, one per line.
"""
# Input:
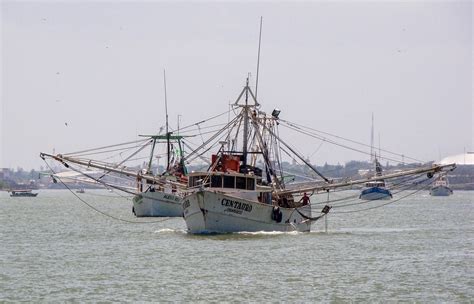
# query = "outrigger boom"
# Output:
<box><xmin>277</xmin><ymin>163</ymin><xmax>456</xmax><ymax>195</ymax></box>
<box><xmin>39</xmin><ymin>152</ymin><xmax>186</xmax><ymax>189</ymax></box>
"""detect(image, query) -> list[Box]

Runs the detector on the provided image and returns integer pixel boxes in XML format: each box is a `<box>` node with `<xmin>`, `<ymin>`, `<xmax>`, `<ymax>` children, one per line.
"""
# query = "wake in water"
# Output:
<box><xmin>338</xmin><ymin>227</ymin><xmax>419</xmax><ymax>234</ymax></box>
<box><xmin>154</xmin><ymin>228</ymin><xmax>187</xmax><ymax>234</ymax></box>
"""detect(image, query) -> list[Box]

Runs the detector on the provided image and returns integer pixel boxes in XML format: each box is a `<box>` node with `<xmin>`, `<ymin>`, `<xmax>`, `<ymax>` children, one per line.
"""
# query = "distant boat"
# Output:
<box><xmin>359</xmin><ymin>115</ymin><xmax>392</xmax><ymax>201</ymax></box>
<box><xmin>430</xmin><ymin>173</ymin><xmax>453</xmax><ymax>196</ymax></box>
<box><xmin>359</xmin><ymin>157</ymin><xmax>393</xmax><ymax>200</ymax></box>
<box><xmin>76</xmin><ymin>188</ymin><xmax>85</xmax><ymax>193</ymax></box>
<box><xmin>9</xmin><ymin>190</ymin><xmax>38</xmax><ymax>197</ymax></box>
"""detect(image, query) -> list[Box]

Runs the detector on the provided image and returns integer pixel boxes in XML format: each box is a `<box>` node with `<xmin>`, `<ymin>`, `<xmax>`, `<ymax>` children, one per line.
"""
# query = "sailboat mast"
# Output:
<box><xmin>164</xmin><ymin>69</ymin><xmax>170</xmax><ymax>171</ymax></box>
<box><xmin>370</xmin><ymin>113</ymin><xmax>374</xmax><ymax>162</ymax></box>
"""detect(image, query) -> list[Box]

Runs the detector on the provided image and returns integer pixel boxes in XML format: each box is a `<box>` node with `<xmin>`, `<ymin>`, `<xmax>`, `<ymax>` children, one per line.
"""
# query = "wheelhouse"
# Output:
<box><xmin>188</xmin><ymin>171</ymin><xmax>259</xmax><ymax>191</ymax></box>
<box><xmin>365</xmin><ymin>180</ymin><xmax>386</xmax><ymax>188</ymax></box>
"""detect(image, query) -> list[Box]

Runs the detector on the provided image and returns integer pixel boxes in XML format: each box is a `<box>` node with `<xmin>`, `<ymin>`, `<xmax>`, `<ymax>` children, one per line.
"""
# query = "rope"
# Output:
<box><xmin>331</xmin><ymin>178</ymin><xmax>434</xmax><ymax>214</ymax></box>
<box><xmin>279</xmin><ymin>119</ymin><xmax>424</xmax><ymax>164</ymax></box>
<box><xmin>308</xmin><ymin>173</ymin><xmax>427</xmax><ymax>208</ymax></box>
<box><xmin>42</xmin><ymin>159</ymin><xmax>174</xmax><ymax>224</ymax></box>
<box><xmin>177</xmin><ymin>109</ymin><xmax>234</xmax><ymax>132</ymax></box>
<box><xmin>63</xmin><ymin>138</ymin><xmax>150</xmax><ymax>156</ymax></box>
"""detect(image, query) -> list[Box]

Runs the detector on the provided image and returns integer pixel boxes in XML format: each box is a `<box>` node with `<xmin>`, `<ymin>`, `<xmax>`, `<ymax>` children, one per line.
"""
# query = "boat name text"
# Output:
<box><xmin>221</xmin><ymin>199</ymin><xmax>252</xmax><ymax>213</ymax></box>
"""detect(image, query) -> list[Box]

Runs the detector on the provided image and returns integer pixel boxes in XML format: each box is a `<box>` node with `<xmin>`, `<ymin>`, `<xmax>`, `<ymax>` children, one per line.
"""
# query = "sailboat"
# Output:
<box><xmin>359</xmin><ymin>114</ymin><xmax>392</xmax><ymax>200</ymax></box>
<box><xmin>359</xmin><ymin>156</ymin><xmax>393</xmax><ymax>200</ymax></box>
<box><xmin>429</xmin><ymin>173</ymin><xmax>453</xmax><ymax>196</ymax></box>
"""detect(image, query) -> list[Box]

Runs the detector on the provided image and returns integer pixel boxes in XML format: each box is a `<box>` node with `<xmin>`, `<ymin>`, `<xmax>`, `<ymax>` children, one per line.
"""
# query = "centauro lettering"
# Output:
<box><xmin>221</xmin><ymin>198</ymin><xmax>253</xmax><ymax>212</ymax></box>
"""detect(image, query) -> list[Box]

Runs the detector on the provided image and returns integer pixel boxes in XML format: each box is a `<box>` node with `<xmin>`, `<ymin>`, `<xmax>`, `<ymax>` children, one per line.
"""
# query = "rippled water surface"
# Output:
<box><xmin>1</xmin><ymin>190</ymin><xmax>472</xmax><ymax>302</ymax></box>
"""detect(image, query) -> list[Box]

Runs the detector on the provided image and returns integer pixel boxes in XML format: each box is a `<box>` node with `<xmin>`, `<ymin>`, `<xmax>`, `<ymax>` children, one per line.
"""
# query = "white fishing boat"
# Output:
<box><xmin>132</xmin><ymin>172</ymin><xmax>185</xmax><ymax>217</ymax></box>
<box><xmin>131</xmin><ymin>71</ymin><xmax>189</xmax><ymax>217</ymax></box>
<box><xmin>183</xmin><ymin>163</ymin><xmax>312</xmax><ymax>233</ymax></box>
<box><xmin>430</xmin><ymin>173</ymin><xmax>453</xmax><ymax>196</ymax></box>
<box><xmin>131</xmin><ymin>133</ymin><xmax>188</xmax><ymax>217</ymax></box>
<box><xmin>178</xmin><ymin>78</ymin><xmax>455</xmax><ymax>234</ymax></box>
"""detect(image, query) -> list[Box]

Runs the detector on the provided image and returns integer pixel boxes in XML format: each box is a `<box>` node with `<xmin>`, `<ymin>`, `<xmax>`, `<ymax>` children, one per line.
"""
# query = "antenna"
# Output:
<box><xmin>164</xmin><ymin>69</ymin><xmax>170</xmax><ymax>170</ymax></box>
<box><xmin>255</xmin><ymin>16</ymin><xmax>263</xmax><ymax>102</ymax></box>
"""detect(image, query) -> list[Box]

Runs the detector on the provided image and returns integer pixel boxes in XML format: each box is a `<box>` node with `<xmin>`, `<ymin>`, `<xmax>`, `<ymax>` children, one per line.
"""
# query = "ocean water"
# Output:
<box><xmin>1</xmin><ymin>189</ymin><xmax>472</xmax><ymax>302</ymax></box>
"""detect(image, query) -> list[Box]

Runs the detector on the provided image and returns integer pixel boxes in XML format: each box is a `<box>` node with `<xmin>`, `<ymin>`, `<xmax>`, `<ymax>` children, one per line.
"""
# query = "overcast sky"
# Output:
<box><xmin>1</xmin><ymin>0</ymin><xmax>472</xmax><ymax>170</ymax></box>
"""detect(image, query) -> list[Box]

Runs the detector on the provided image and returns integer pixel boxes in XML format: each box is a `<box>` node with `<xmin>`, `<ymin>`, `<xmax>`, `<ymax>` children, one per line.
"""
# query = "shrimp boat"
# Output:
<box><xmin>179</xmin><ymin>79</ymin><xmax>454</xmax><ymax>234</ymax></box>
<box><xmin>182</xmin><ymin>81</ymin><xmax>313</xmax><ymax>233</ymax></box>
<box><xmin>430</xmin><ymin>173</ymin><xmax>453</xmax><ymax>196</ymax></box>
<box><xmin>40</xmin><ymin>133</ymin><xmax>189</xmax><ymax>217</ymax></box>
<box><xmin>131</xmin><ymin>134</ymin><xmax>188</xmax><ymax>217</ymax></box>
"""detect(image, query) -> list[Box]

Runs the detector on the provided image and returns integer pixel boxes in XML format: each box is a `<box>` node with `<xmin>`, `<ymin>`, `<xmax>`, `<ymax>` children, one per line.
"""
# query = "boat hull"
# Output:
<box><xmin>10</xmin><ymin>193</ymin><xmax>38</xmax><ymax>197</ymax></box>
<box><xmin>182</xmin><ymin>190</ymin><xmax>312</xmax><ymax>234</ymax></box>
<box><xmin>132</xmin><ymin>191</ymin><xmax>183</xmax><ymax>217</ymax></box>
<box><xmin>359</xmin><ymin>187</ymin><xmax>392</xmax><ymax>200</ymax></box>
<box><xmin>430</xmin><ymin>186</ymin><xmax>453</xmax><ymax>196</ymax></box>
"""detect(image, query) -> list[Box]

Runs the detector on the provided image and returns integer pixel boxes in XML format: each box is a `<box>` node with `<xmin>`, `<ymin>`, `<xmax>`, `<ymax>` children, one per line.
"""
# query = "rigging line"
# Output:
<box><xmin>311</xmin><ymin>174</ymin><xmax>427</xmax><ymax>207</ymax></box>
<box><xmin>278</xmin><ymin>144</ymin><xmax>326</xmax><ymax>181</ymax></box>
<box><xmin>48</xmin><ymin>172</ymin><xmax>136</xmax><ymax>192</ymax></box>
<box><xmin>183</xmin><ymin>114</ymin><xmax>241</xmax><ymax>161</ymax></box>
<box><xmin>196</xmin><ymin>124</ymin><xmax>205</xmax><ymax>144</ymax></box>
<box><xmin>279</xmin><ymin>119</ymin><xmax>424</xmax><ymax>164</ymax></box>
<box><xmin>97</xmin><ymin>140</ymin><xmax>153</xmax><ymax>180</ymax></box>
<box><xmin>53</xmin><ymin>164</ymin><xmax>139</xmax><ymax>200</ymax></box>
<box><xmin>331</xmin><ymin>179</ymin><xmax>434</xmax><ymax>214</ymax></box>
<box><xmin>62</xmin><ymin>138</ymin><xmax>150</xmax><ymax>156</ymax></box>
<box><xmin>185</xmin><ymin>127</ymin><xmax>236</xmax><ymax>165</ymax></box>
<box><xmin>184</xmin><ymin>116</ymin><xmax>239</xmax><ymax>160</ymax></box>
<box><xmin>69</xmin><ymin>143</ymin><xmax>148</xmax><ymax>158</ymax></box>
<box><xmin>262</xmin><ymin>122</ymin><xmax>330</xmax><ymax>183</ymax></box>
<box><xmin>42</xmin><ymin>159</ymin><xmax>173</xmax><ymax>224</ymax></box>
<box><xmin>178</xmin><ymin>127</ymin><xmax>232</xmax><ymax>143</ymax></box>
<box><xmin>280</xmin><ymin>119</ymin><xmax>416</xmax><ymax>163</ymax></box>
<box><xmin>177</xmin><ymin>108</ymin><xmax>234</xmax><ymax>132</ymax></box>
<box><xmin>308</xmin><ymin>140</ymin><xmax>325</xmax><ymax>159</ymax></box>
<box><xmin>175</xmin><ymin>122</ymin><xmax>230</xmax><ymax>134</ymax></box>
<box><xmin>181</xmin><ymin>140</ymin><xmax>211</xmax><ymax>165</ymax></box>
<box><xmin>280</xmin><ymin>122</ymin><xmax>411</xmax><ymax>165</ymax></box>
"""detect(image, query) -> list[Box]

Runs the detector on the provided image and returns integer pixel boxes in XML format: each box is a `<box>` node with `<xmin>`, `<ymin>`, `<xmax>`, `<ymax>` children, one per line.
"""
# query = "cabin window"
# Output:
<box><xmin>189</xmin><ymin>176</ymin><xmax>196</xmax><ymax>187</ymax></box>
<box><xmin>246</xmin><ymin>178</ymin><xmax>255</xmax><ymax>190</ymax></box>
<box><xmin>236</xmin><ymin>176</ymin><xmax>246</xmax><ymax>189</ymax></box>
<box><xmin>223</xmin><ymin>175</ymin><xmax>235</xmax><ymax>188</ymax></box>
<box><xmin>211</xmin><ymin>175</ymin><xmax>222</xmax><ymax>188</ymax></box>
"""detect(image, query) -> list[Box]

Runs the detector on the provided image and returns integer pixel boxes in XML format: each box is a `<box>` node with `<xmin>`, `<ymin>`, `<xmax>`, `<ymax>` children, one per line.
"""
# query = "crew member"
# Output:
<box><xmin>300</xmin><ymin>192</ymin><xmax>310</xmax><ymax>205</ymax></box>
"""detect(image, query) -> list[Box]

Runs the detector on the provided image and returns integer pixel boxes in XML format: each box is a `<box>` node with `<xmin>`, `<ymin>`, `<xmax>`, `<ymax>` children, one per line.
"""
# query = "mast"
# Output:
<box><xmin>164</xmin><ymin>69</ymin><xmax>170</xmax><ymax>171</ymax></box>
<box><xmin>255</xmin><ymin>16</ymin><xmax>263</xmax><ymax>102</ymax></box>
<box><xmin>242</xmin><ymin>77</ymin><xmax>250</xmax><ymax>167</ymax></box>
<box><xmin>370</xmin><ymin>113</ymin><xmax>374</xmax><ymax>162</ymax></box>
